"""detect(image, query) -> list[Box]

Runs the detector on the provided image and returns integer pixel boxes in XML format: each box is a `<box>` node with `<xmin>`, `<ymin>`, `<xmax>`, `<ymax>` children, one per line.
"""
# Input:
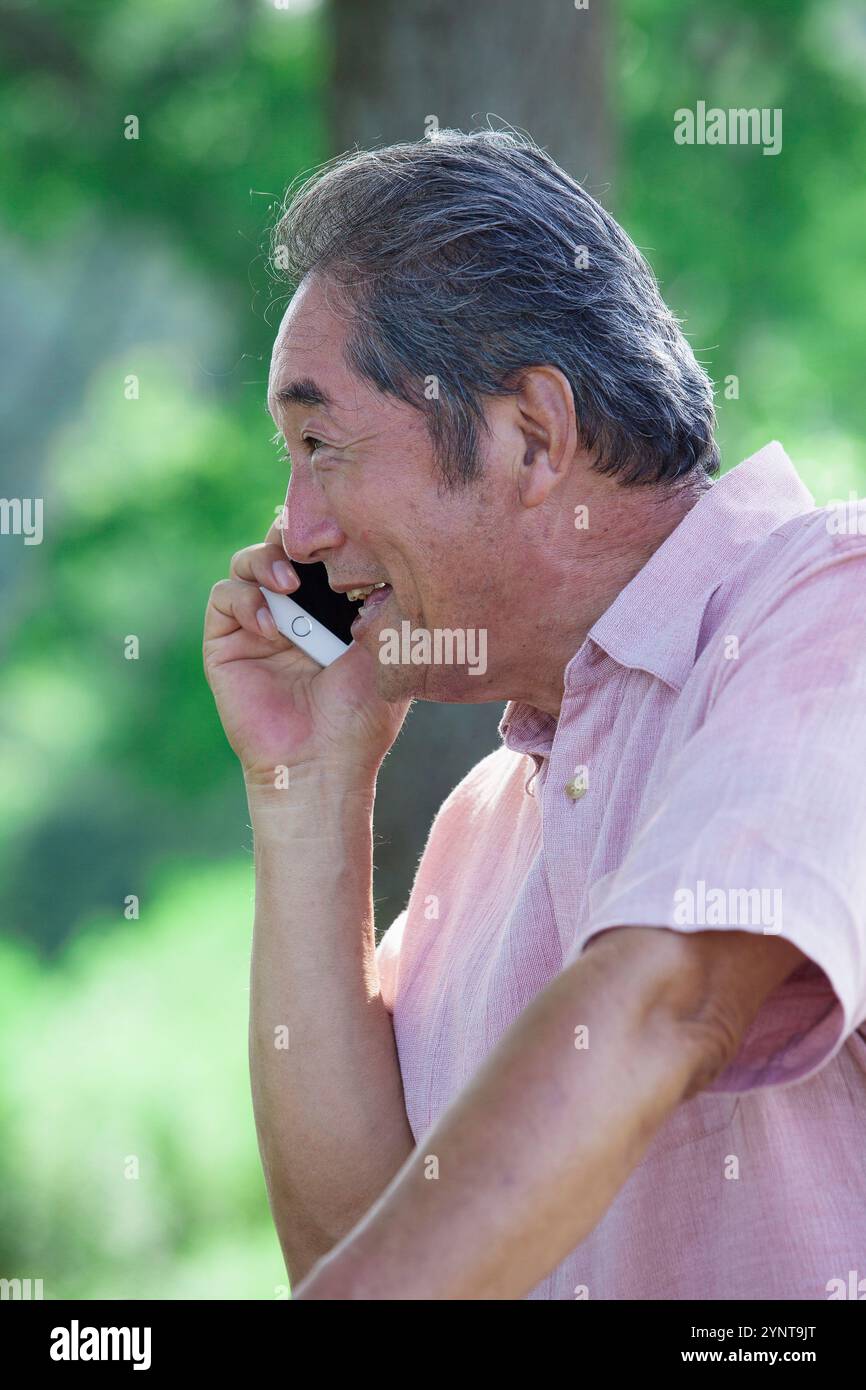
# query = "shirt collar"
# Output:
<box><xmin>499</xmin><ymin>441</ymin><xmax>815</xmax><ymax>757</ymax></box>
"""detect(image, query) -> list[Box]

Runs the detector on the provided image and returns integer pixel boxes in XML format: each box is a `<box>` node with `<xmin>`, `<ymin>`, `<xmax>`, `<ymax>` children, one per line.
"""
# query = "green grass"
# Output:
<box><xmin>0</xmin><ymin>855</ymin><xmax>289</xmax><ymax>1299</ymax></box>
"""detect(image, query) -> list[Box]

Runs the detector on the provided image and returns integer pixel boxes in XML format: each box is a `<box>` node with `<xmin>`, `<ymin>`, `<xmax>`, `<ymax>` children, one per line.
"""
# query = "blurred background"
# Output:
<box><xmin>1</xmin><ymin>0</ymin><xmax>864</xmax><ymax>1298</ymax></box>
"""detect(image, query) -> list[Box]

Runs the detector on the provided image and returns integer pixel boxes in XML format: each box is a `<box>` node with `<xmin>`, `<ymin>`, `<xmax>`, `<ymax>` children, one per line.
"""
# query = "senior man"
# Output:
<box><xmin>203</xmin><ymin>130</ymin><xmax>866</xmax><ymax>1301</ymax></box>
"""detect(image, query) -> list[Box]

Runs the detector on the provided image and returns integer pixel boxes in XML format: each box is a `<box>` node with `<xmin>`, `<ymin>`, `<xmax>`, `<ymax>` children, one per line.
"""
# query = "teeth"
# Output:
<box><xmin>347</xmin><ymin>582</ymin><xmax>388</xmax><ymax>601</ymax></box>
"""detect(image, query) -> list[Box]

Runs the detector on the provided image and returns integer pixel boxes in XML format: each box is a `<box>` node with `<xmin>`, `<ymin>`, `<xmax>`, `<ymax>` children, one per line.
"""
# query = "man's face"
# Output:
<box><xmin>266</xmin><ymin>274</ymin><xmax>509</xmax><ymax>702</ymax></box>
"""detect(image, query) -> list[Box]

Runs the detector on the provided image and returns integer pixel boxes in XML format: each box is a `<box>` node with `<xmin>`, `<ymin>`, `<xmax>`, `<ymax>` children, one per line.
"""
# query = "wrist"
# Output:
<box><xmin>245</xmin><ymin>762</ymin><xmax>378</xmax><ymax>814</ymax></box>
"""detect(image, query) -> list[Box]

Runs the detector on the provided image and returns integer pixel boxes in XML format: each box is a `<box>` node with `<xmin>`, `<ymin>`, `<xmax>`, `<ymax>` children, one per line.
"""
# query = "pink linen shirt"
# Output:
<box><xmin>375</xmin><ymin>441</ymin><xmax>866</xmax><ymax>1301</ymax></box>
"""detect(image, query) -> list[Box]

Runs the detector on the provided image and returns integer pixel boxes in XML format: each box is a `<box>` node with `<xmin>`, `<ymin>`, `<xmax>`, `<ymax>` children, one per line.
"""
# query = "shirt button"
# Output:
<box><xmin>564</xmin><ymin>777</ymin><xmax>587</xmax><ymax>800</ymax></box>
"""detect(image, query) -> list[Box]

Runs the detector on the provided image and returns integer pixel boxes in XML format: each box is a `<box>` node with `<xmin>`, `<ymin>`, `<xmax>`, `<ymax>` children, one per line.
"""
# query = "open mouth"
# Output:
<box><xmin>346</xmin><ymin>581</ymin><xmax>387</xmax><ymax>602</ymax></box>
<box><xmin>349</xmin><ymin>581</ymin><xmax>393</xmax><ymax>630</ymax></box>
<box><xmin>348</xmin><ymin>581</ymin><xmax>392</xmax><ymax>609</ymax></box>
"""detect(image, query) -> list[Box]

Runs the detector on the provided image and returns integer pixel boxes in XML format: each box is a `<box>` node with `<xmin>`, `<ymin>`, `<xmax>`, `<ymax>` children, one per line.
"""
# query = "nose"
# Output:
<box><xmin>279</xmin><ymin>471</ymin><xmax>346</xmax><ymax>564</ymax></box>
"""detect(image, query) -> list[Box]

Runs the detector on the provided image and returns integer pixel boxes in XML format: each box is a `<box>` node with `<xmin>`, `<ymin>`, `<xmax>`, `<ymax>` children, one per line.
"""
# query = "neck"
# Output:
<box><xmin>518</xmin><ymin>472</ymin><xmax>713</xmax><ymax>719</ymax></box>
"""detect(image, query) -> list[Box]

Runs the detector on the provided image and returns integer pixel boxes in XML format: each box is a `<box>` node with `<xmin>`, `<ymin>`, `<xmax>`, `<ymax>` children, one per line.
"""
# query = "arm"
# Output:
<box><xmin>247</xmin><ymin>767</ymin><xmax>415</xmax><ymax>1286</ymax></box>
<box><xmin>294</xmin><ymin>924</ymin><xmax>805</xmax><ymax>1300</ymax></box>
<box><xmin>203</xmin><ymin>518</ymin><xmax>415</xmax><ymax>1287</ymax></box>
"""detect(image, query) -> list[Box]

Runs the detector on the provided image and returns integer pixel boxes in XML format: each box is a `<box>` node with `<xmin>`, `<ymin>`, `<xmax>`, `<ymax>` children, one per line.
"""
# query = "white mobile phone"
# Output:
<box><xmin>258</xmin><ymin>560</ymin><xmax>360</xmax><ymax>667</ymax></box>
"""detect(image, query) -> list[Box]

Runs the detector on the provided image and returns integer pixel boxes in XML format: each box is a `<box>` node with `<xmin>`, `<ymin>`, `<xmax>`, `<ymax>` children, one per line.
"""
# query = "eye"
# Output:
<box><xmin>302</xmin><ymin>435</ymin><xmax>325</xmax><ymax>456</ymax></box>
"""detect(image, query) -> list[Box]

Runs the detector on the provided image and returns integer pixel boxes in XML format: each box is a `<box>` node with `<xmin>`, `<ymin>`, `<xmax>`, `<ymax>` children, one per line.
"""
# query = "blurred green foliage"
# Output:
<box><xmin>0</xmin><ymin>0</ymin><xmax>327</xmax><ymax>1296</ymax></box>
<box><xmin>1</xmin><ymin>0</ymin><xmax>865</xmax><ymax>1297</ymax></box>
<box><xmin>619</xmin><ymin>0</ymin><xmax>866</xmax><ymax>500</ymax></box>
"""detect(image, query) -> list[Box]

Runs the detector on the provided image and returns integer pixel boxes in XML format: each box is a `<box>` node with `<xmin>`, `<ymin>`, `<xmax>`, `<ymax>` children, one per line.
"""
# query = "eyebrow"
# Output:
<box><xmin>269</xmin><ymin>378</ymin><xmax>335</xmax><ymax>411</ymax></box>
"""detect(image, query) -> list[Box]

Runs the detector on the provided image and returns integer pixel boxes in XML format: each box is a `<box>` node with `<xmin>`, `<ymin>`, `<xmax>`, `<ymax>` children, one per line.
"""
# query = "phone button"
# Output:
<box><xmin>291</xmin><ymin>615</ymin><xmax>312</xmax><ymax>637</ymax></box>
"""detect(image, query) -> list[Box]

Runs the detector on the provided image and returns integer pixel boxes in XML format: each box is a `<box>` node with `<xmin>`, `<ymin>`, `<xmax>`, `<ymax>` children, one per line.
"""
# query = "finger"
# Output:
<box><xmin>204</xmin><ymin>577</ymin><xmax>287</xmax><ymax>644</ymax></box>
<box><xmin>229</xmin><ymin>541</ymin><xmax>299</xmax><ymax>593</ymax></box>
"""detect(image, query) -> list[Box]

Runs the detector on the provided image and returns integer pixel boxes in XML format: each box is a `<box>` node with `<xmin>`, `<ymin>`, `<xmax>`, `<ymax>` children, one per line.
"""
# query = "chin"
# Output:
<box><xmin>373</xmin><ymin>661</ymin><xmax>485</xmax><ymax>704</ymax></box>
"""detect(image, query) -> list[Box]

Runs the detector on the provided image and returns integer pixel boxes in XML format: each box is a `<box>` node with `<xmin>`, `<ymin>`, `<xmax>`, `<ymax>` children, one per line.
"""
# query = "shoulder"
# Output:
<box><xmin>749</xmin><ymin>502</ymin><xmax>866</xmax><ymax>595</ymax></box>
<box><xmin>430</xmin><ymin>745</ymin><xmax>539</xmax><ymax>828</ymax></box>
<box><xmin>702</xmin><ymin>502</ymin><xmax>866</xmax><ymax>658</ymax></box>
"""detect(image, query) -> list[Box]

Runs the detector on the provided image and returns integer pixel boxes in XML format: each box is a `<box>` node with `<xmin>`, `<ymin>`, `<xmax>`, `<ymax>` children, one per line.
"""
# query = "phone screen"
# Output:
<box><xmin>290</xmin><ymin>561</ymin><xmax>363</xmax><ymax>644</ymax></box>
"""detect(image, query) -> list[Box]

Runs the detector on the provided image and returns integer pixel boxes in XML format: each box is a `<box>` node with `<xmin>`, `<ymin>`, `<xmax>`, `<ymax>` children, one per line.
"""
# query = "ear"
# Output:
<box><xmin>513</xmin><ymin>366</ymin><xmax>579</xmax><ymax>509</ymax></box>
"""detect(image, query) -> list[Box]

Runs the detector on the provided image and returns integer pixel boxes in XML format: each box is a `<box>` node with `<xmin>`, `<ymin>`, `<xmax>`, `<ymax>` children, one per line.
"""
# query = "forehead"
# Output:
<box><xmin>268</xmin><ymin>276</ymin><xmax>354</xmax><ymax>407</ymax></box>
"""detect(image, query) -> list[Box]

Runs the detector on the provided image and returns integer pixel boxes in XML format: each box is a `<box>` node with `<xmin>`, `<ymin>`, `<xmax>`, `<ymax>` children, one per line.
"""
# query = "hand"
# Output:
<box><xmin>203</xmin><ymin>513</ymin><xmax>411</xmax><ymax>788</ymax></box>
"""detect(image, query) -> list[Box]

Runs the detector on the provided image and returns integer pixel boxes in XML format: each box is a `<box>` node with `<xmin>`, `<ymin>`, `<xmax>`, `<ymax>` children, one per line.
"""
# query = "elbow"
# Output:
<box><xmin>675</xmin><ymin>1007</ymin><xmax>743</xmax><ymax>1101</ymax></box>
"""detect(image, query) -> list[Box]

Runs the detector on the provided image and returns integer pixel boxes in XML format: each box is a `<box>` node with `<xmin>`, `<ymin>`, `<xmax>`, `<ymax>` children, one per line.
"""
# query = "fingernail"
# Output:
<box><xmin>257</xmin><ymin>606</ymin><xmax>279</xmax><ymax>638</ymax></box>
<box><xmin>272</xmin><ymin>561</ymin><xmax>294</xmax><ymax>589</ymax></box>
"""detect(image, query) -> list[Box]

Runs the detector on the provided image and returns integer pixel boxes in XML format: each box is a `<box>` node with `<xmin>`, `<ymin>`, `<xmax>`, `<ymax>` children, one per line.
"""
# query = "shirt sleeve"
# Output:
<box><xmin>375</xmin><ymin>907</ymin><xmax>408</xmax><ymax>1015</ymax></box>
<box><xmin>566</xmin><ymin>532</ymin><xmax>866</xmax><ymax>1094</ymax></box>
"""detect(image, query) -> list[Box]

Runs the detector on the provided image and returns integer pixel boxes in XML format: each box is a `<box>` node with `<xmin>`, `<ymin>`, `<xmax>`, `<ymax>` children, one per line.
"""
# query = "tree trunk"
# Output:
<box><xmin>329</xmin><ymin>0</ymin><xmax>613</xmax><ymax>189</ymax></box>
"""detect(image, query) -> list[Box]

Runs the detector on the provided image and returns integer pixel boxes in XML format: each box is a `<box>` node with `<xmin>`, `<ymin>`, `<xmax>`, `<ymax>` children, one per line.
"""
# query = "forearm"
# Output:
<box><xmin>246</xmin><ymin>767</ymin><xmax>415</xmax><ymax>1283</ymax></box>
<box><xmin>298</xmin><ymin>932</ymin><xmax>713</xmax><ymax>1300</ymax></box>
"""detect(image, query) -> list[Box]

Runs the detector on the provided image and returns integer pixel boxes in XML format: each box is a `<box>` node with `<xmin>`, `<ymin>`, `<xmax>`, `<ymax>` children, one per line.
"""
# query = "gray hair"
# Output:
<box><xmin>270</xmin><ymin>128</ymin><xmax>720</xmax><ymax>488</ymax></box>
